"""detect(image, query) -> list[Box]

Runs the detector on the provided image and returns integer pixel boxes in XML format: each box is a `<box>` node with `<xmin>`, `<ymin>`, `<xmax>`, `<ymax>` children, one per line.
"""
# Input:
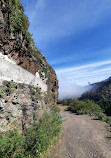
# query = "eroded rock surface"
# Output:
<box><xmin>0</xmin><ymin>81</ymin><xmax>50</xmax><ymax>132</ymax></box>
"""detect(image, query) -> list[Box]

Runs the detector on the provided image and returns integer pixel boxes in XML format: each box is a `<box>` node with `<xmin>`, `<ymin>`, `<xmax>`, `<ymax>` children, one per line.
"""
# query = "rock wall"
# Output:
<box><xmin>0</xmin><ymin>81</ymin><xmax>49</xmax><ymax>132</ymax></box>
<box><xmin>0</xmin><ymin>53</ymin><xmax>47</xmax><ymax>92</ymax></box>
<box><xmin>0</xmin><ymin>0</ymin><xmax>58</xmax><ymax>104</ymax></box>
<box><xmin>0</xmin><ymin>0</ymin><xmax>59</xmax><ymax>132</ymax></box>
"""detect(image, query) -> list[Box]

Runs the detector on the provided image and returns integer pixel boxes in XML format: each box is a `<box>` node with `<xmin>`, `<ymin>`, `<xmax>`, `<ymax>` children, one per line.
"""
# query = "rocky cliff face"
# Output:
<box><xmin>0</xmin><ymin>0</ymin><xmax>58</xmax><ymax>103</ymax></box>
<box><xmin>0</xmin><ymin>81</ymin><xmax>50</xmax><ymax>132</ymax></box>
<box><xmin>0</xmin><ymin>0</ymin><xmax>59</xmax><ymax>131</ymax></box>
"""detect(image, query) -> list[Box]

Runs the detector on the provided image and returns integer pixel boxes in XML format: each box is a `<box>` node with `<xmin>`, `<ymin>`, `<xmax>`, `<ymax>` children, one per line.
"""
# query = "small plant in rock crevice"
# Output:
<box><xmin>0</xmin><ymin>90</ymin><xmax>5</xmax><ymax>97</ymax></box>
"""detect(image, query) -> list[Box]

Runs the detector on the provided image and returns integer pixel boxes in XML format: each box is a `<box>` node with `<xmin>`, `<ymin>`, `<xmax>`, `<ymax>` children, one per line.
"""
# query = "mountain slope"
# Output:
<box><xmin>80</xmin><ymin>77</ymin><xmax>111</xmax><ymax>115</ymax></box>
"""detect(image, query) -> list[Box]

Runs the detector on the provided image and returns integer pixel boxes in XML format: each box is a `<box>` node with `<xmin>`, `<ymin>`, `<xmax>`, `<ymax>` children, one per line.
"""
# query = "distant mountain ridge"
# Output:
<box><xmin>80</xmin><ymin>77</ymin><xmax>111</xmax><ymax>115</ymax></box>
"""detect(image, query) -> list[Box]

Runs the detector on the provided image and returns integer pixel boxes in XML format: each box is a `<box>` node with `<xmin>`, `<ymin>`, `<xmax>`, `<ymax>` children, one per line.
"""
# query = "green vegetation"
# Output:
<box><xmin>36</xmin><ymin>85</ymin><xmax>42</xmax><ymax>95</ymax></box>
<box><xmin>7</xmin><ymin>0</ymin><xmax>35</xmax><ymax>50</ymax></box>
<box><xmin>66</xmin><ymin>99</ymin><xmax>111</xmax><ymax>126</ymax></box>
<box><xmin>8</xmin><ymin>0</ymin><xmax>24</xmax><ymax>9</ymax></box>
<box><xmin>8</xmin><ymin>0</ymin><xmax>29</xmax><ymax>34</ymax></box>
<box><xmin>0</xmin><ymin>130</ymin><xmax>25</xmax><ymax>158</ymax></box>
<box><xmin>58</xmin><ymin>98</ymin><xmax>74</xmax><ymax>106</ymax></box>
<box><xmin>0</xmin><ymin>112</ymin><xmax>62</xmax><ymax>158</ymax></box>
<box><xmin>12</xmin><ymin>10</ymin><xmax>29</xmax><ymax>33</ymax></box>
<box><xmin>4</xmin><ymin>82</ymin><xmax>17</xmax><ymax>95</ymax></box>
<box><xmin>68</xmin><ymin>100</ymin><xmax>103</xmax><ymax>115</ymax></box>
<box><xmin>97</xmin><ymin>112</ymin><xmax>111</xmax><ymax>125</ymax></box>
<box><xmin>50</xmin><ymin>104</ymin><xmax>60</xmax><ymax>113</ymax></box>
<box><xmin>80</xmin><ymin>77</ymin><xmax>111</xmax><ymax>115</ymax></box>
<box><xmin>25</xmin><ymin>113</ymin><xmax>62</xmax><ymax>157</ymax></box>
<box><xmin>0</xmin><ymin>90</ymin><xmax>5</xmax><ymax>97</ymax></box>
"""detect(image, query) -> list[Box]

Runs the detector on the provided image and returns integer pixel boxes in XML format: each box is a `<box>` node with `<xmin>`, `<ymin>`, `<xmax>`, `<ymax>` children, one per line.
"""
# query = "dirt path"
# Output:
<box><xmin>49</xmin><ymin>106</ymin><xmax>111</xmax><ymax>158</ymax></box>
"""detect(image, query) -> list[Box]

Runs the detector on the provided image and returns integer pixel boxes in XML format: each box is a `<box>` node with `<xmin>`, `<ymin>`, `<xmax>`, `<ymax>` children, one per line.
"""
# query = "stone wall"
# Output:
<box><xmin>0</xmin><ymin>53</ymin><xmax>47</xmax><ymax>92</ymax></box>
<box><xmin>0</xmin><ymin>81</ymin><xmax>49</xmax><ymax>132</ymax></box>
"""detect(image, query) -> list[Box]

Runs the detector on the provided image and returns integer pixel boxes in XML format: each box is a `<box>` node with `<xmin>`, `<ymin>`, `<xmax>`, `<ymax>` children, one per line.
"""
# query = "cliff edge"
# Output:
<box><xmin>0</xmin><ymin>0</ymin><xmax>58</xmax><ymax>103</ymax></box>
<box><xmin>0</xmin><ymin>0</ymin><xmax>59</xmax><ymax>131</ymax></box>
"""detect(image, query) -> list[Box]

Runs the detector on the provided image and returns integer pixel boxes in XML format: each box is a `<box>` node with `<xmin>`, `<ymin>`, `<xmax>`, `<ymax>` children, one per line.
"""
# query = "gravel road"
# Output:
<box><xmin>49</xmin><ymin>106</ymin><xmax>111</xmax><ymax>158</ymax></box>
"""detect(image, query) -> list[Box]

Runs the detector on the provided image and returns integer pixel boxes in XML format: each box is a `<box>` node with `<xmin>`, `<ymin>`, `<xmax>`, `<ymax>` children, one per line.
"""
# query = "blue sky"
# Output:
<box><xmin>20</xmin><ymin>0</ymin><xmax>111</xmax><ymax>98</ymax></box>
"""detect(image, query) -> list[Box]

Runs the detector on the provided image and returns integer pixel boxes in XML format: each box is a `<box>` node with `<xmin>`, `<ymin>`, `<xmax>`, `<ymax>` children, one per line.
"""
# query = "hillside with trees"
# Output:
<box><xmin>80</xmin><ymin>77</ymin><xmax>111</xmax><ymax>115</ymax></box>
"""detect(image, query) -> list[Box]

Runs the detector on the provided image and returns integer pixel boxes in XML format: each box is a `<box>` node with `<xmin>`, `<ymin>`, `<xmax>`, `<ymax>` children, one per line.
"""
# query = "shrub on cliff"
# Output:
<box><xmin>50</xmin><ymin>104</ymin><xmax>60</xmax><ymax>113</ymax></box>
<box><xmin>80</xmin><ymin>77</ymin><xmax>111</xmax><ymax>116</ymax></box>
<box><xmin>67</xmin><ymin>99</ymin><xmax>111</xmax><ymax>126</ymax></box>
<box><xmin>0</xmin><ymin>130</ymin><xmax>25</xmax><ymax>158</ymax></box>
<box><xmin>0</xmin><ymin>112</ymin><xmax>62</xmax><ymax>158</ymax></box>
<box><xmin>24</xmin><ymin>113</ymin><xmax>62</xmax><ymax>157</ymax></box>
<box><xmin>11</xmin><ymin>1</ymin><xmax>29</xmax><ymax>33</ymax></box>
<box><xmin>58</xmin><ymin>98</ymin><xmax>74</xmax><ymax>106</ymax></box>
<box><xmin>68</xmin><ymin>100</ymin><xmax>103</xmax><ymax>115</ymax></box>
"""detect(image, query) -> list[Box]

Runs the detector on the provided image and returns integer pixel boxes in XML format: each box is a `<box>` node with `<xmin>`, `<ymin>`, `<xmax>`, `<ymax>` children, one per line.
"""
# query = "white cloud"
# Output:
<box><xmin>56</xmin><ymin>60</ymin><xmax>111</xmax><ymax>74</ymax></box>
<box><xmin>56</xmin><ymin>60</ymin><xmax>111</xmax><ymax>98</ymax></box>
<box><xmin>59</xmin><ymin>82</ymin><xmax>88</xmax><ymax>99</ymax></box>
